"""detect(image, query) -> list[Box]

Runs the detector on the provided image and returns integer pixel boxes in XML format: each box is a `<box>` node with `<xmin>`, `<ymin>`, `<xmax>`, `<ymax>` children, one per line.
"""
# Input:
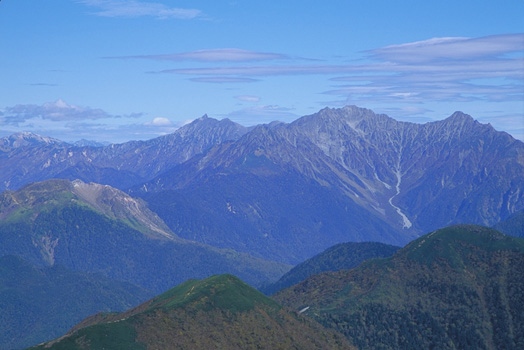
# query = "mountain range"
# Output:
<box><xmin>0</xmin><ymin>116</ymin><xmax>247</xmax><ymax>191</ymax></box>
<box><xmin>133</xmin><ymin>106</ymin><xmax>523</xmax><ymax>263</ymax></box>
<box><xmin>2</xmin><ymin>106</ymin><xmax>522</xmax><ymax>264</ymax></box>
<box><xmin>1</xmin><ymin>105</ymin><xmax>524</xmax><ymax>349</ymax></box>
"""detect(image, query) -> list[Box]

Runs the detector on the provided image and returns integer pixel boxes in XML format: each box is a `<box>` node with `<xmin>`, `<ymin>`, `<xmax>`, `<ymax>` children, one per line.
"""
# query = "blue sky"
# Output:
<box><xmin>0</xmin><ymin>0</ymin><xmax>523</xmax><ymax>143</ymax></box>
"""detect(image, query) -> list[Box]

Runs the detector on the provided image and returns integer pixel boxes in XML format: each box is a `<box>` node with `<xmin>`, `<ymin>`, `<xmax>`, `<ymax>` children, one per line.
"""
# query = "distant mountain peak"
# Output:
<box><xmin>444</xmin><ymin>111</ymin><xmax>476</xmax><ymax>125</ymax></box>
<box><xmin>174</xmin><ymin>113</ymin><xmax>248</xmax><ymax>141</ymax></box>
<box><xmin>1</xmin><ymin>132</ymin><xmax>63</xmax><ymax>150</ymax></box>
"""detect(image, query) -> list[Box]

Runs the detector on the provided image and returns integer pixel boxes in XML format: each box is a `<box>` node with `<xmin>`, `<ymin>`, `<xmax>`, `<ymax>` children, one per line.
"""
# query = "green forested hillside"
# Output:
<box><xmin>262</xmin><ymin>241</ymin><xmax>399</xmax><ymax>295</ymax></box>
<box><xmin>0</xmin><ymin>255</ymin><xmax>151</xmax><ymax>350</ymax></box>
<box><xmin>0</xmin><ymin>180</ymin><xmax>288</xmax><ymax>293</ymax></box>
<box><xmin>0</xmin><ymin>179</ymin><xmax>289</xmax><ymax>349</ymax></box>
<box><xmin>275</xmin><ymin>225</ymin><xmax>524</xmax><ymax>350</ymax></box>
<box><xmin>29</xmin><ymin>274</ymin><xmax>354</xmax><ymax>350</ymax></box>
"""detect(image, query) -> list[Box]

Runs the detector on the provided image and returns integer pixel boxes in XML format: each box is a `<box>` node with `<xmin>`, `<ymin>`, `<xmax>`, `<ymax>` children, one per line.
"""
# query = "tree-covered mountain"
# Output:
<box><xmin>0</xmin><ymin>179</ymin><xmax>289</xmax><ymax>293</ymax></box>
<box><xmin>274</xmin><ymin>225</ymin><xmax>524</xmax><ymax>349</ymax></box>
<box><xmin>0</xmin><ymin>255</ymin><xmax>151</xmax><ymax>350</ymax></box>
<box><xmin>261</xmin><ymin>241</ymin><xmax>400</xmax><ymax>295</ymax></box>
<box><xmin>28</xmin><ymin>274</ymin><xmax>354</xmax><ymax>350</ymax></box>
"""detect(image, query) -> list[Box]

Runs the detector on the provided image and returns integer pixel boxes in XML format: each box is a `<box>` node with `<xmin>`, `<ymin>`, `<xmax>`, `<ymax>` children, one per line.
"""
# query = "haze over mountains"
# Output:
<box><xmin>1</xmin><ymin>106</ymin><xmax>522</xmax><ymax>261</ymax></box>
<box><xmin>1</xmin><ymin>105</ymin><xmax>524</xmax><ymax>349</ymax></box>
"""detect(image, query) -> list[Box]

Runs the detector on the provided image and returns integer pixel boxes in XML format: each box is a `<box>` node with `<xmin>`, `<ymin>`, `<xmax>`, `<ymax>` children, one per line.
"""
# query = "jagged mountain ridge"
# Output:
<box><xmin>266</xmin><ymin>106</ymin><xmax>524</xmax><ymax>231</ymax></box>
<box><xmin>132</xmin><ymin>106</ymin><xmax>524</xmax><ymax>262</ymax></box>
<box><xmin>0</xmin><ymin>116</ymin><xmax>248</xmax><ymax>191</ymax></box>
<box><xmin>2</xmin><ymin>106</ymin><xmax>523</xmax><ymax>261</ymax></box>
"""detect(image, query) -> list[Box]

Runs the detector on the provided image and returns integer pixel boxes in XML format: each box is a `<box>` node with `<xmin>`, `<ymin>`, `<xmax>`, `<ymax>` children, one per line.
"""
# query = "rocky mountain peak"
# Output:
<box><xmin>174</xmin><ymin>114</ymin><xmax>248</xmax><ymax>141</ymax></box>
<box><xmin>71</xmin><ymin>179</ymin><xmax>175</xmax><ymax>239</ymax></box>
<box><xmin>0</xmin><ymin>132</ymin><xmax>63</xmax><ymax>150</ymax></box>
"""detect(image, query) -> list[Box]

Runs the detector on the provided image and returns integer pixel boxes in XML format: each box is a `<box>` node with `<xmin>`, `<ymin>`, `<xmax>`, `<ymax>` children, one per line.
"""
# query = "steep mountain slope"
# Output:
<box><xmin>0</xmin><ymin>255</ymin><xmax>151</xmax><ymax>350</ymax></box>
<box><xmin>0</xmin><ymin>179</ymin><xmax>288</xmax><ymax>292</ymax></box>
<box><xmin>0</xmin><ymin>116</ymin><xmax>247</xmax><ymax>191</ymax></box>
<box><xmin>29</xmin><ymin>274</ymin><xmax>354</xmax><ymax>350</ymax></box>
<box><xmin>275</xmin><ymin>225</ymin><xmax>524</xmax><ymax>349</ymax></box>
<box><xmin>262</xmin><ymin>241</ymin><xmax>400</xmax><ymax>295</ymax></box>
<box><xmin>140</xmin><ymin>169</ymin><xmax>405</xmax><ymax>264</ymax></box>
<box><xmin>247</xmin><ymin>106</ymin><xmax>524</xmax><ymax>232</ymax></box>
<box><xmin>135</xmin><ymin>106</ymin><xmax>523</xmax><ymax>263</ymax></box>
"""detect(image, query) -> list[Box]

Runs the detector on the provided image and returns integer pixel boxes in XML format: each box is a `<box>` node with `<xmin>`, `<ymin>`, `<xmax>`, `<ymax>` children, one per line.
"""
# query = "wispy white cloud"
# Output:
<box><xmin>226</xmin><ymin>105</ymin><xmax>298</xmax><ymax>125</ymax></box>
<box><xmin>0</xmin><ymin>102</ymin><xmax>182</xmax><ymax>143</ymax></box>
<box><xmin>1</xmin><ymin>99</ymin><xmax>141</xmax><ymax>126</ymax></box>
<box><xmin>40</xmin><ymin>119</ymin><xmax>179</xmax><ymax>143</ymax></box>
<box><xmin>156</xmin><ymin>34</ymin><xmax>523</xmax><ymax>106</ymax></box>
<box><xmin>189</xmin><ymin>77</ymin><xmax>258</xmax><ymax>84</ymax></box>
<box><xmin>235</xmin><ymin>95</ymin><xmax>260</xmax><ymax>102</ymax></box>
<box><xmin>116</xmin><ymin>48</ymin><xmax>289</xmax><ymax>62</ymax></box>
<box><xmin>367</xmin><ymin>34</ymin><xmax>524</xmax><ymax>63</ymax></box>
<box><xmin>162</xmin><ymin>64</ymin><xmax>361</xmax><ymax>76</ymax></box>
<box><xmin>78</xmin><ymin>0</ymin><xmax>201</xmax><ymax>19</ymax></box>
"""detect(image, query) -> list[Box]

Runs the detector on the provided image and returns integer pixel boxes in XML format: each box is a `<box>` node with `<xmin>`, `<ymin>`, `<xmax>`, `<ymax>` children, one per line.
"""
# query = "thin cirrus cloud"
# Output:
<box><xmin>235</xmin><ymin>95</ymin><xmax>261</xmax><ymax>103</ymax></box>
<box><xmin>118</xmin><ymin>48</ymin><xmax>290</xmax><ymax>62</ymax></box>
<box><xmin>158</xmin><ymin>33</ymin><xmax>523</xmax><ymax>104</ymax></box>
<box><xmin>367</xmin><ymin>34</ymin><xmax>524</xmax><ymax>63</ymax></box>
<box><xmin>189</xmin><ymin>77</ymin><xmax>259</xmax><ymax>84</ymax></box>
<box><xmin>0</xmin><ymin>100</ymin><xmax>178</xmax><ymax>142</ymax></box>
<box><xmin>163</xmin><ymin>34</ymin><xmax>522</xmax><ymax>77</ymax></box>
<box><xmin>77</xmin><ymin>0</ymin><xmax>201</xmax><ymax>19</ymax></box>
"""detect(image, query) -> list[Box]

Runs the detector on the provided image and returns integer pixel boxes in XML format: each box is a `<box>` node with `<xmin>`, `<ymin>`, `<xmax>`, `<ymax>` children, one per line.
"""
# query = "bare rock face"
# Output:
<box><xmin>70</xmin><ymin>179</ymin><xmax>174</xmax><ymax>239</ymax></box>
<box><xmin>279</xmin><ymin>106</ymin><xmax>524</xmax><ymax>232</ymax></box>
